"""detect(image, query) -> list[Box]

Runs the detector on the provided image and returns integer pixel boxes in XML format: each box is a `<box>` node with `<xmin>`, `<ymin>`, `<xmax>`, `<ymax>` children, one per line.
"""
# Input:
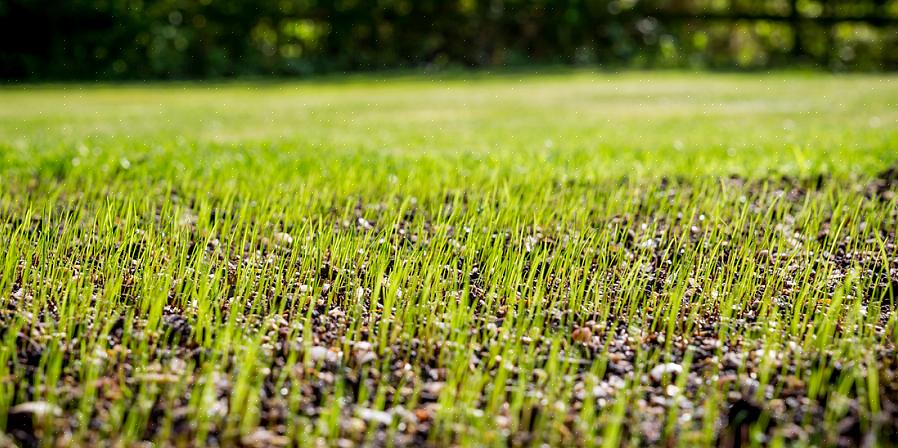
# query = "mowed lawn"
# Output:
<box><xmin>0</xmin><ymin>72</ymin><xmax>897</xmax><ymax>447</ymax></box>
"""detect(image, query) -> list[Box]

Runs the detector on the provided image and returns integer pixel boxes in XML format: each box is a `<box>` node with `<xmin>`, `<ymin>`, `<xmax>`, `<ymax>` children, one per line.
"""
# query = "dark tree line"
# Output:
<box><xmin>1</xmin><ymin>0</ymin><xmax>897</xmax><ymax>80</ymax></box>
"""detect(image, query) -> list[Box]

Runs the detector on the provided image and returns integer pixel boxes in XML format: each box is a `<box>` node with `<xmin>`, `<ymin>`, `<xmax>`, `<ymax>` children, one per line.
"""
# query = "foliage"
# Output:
<box><xmin>2</xmin><ymin>0</ymin><xmax>897</xmax><ymax>79</ymax></box>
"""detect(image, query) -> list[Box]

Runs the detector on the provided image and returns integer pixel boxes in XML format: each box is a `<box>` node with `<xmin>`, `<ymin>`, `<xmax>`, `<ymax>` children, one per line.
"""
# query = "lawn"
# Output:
<box><xmin>0</xmin><ymin>71</ymin><xmax>897</xmax><ymax>447</ymax></box>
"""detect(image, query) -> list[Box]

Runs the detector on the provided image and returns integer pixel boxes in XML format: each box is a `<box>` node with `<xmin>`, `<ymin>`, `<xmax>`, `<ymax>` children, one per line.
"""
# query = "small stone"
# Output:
<box><xmin>352</xmin><ymin>341</ymin><xmax>376</xmax><ymax>364</ymax></box>
<box><xmin>607</xmin><ymin>352</ymin><xmax>626</xmax><ymax>362</ymax></box>
<box><xmin>344</xmin><ymin>417</ymin><xmax>366</xmax><ymax>434</ymax></box>
<box><xmin>241</xmin><ymin>428</ymin><xmax>289</xmax><ymax>447</ymax></box>
<box><xmin>717</xmin><ymin>374</ymin><xmax>738</xmax><ymax>386</ymax></box>
<box><xmin>135</xmin><ymin>372</ymin><xmax>180</xmax><ymax>384</ymax></box>
<box><xmin>784</xmin><ymin>375</ymin><xmax>805</xmax><ymax>391</ymax></box>
<box><xmin>342</xmin><ymin>417</ymin><xmax>365</xmax><ymax>434</ymax></box>
<box><xmin>273</xmin><ymin>232</ymin><xmax>293</xmax><ymax>246</ymax></box>
<box><xmin>650</xmin><ymin>363</ymin><xmax>683</xmax><ymax>382</ymax></box>
<box><xmin>10</xmin><ymin>401</ymin><xmax>61</xmax><ymax>419</ymax></box>
<box><xmin>592</xmin><ymin>382</ymin><xmax>612</xmax><ymax>398</ymax></box>
<box><xmin>572</xmin><ymin>327</ymin><xmax>592</xmax><ymax>343</ymax></box>
<box><xmin>308</xmin><ymin>346</ymin><xmax>340</xmax><ymax>363</ymax></box>
<box><xmin>422</xmin><ymin>381</ymin><xmax>445</xmax><ymax>400</ymax></box>
<box><xmin>356</xmin><ymin>407</ymin><xmax>393</xmax><ymax>426</ymax></box>
<box><xmin>308</xmin><ymin>346</ymin><xmax>328</xmax><ymax>361</ymax></box>
<box><xmin>414</xmin><ymin>407</ymin><xmax>431</xmax><ymax>422</ymax></box>
<box><xmin>355</xmin><ymin>351</ymin><xmax>377</xmax><ymax>365</ymax></box>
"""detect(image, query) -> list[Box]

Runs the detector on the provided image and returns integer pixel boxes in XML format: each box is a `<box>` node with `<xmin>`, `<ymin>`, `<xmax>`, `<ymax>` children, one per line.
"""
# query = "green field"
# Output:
<box><xmin>1</xmin><ymin>72</ymin><xmax>897</xmax><ymax>447</ymax></box>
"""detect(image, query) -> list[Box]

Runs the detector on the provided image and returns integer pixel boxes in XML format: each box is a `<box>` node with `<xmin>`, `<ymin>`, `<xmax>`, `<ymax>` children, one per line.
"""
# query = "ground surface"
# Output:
<box><xmin>0</xmin><ymin>72</ymin><xmax>897</xmax><ymax>447</ymax></box>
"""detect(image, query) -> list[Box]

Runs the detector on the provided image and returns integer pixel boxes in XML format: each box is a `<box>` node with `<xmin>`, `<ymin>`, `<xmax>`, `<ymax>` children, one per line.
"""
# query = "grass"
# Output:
<box><xmin>0</xmin><ymin>70</ymin><xmax>897</xmax><ymax>447</ymax></box>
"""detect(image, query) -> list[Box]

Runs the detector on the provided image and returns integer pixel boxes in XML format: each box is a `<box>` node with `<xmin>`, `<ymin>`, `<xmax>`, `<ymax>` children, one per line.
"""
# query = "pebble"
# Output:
<box><xmin>272</xmin><ymin>232</ymin><xmax>293</xmax><ymax>246</ymax></box>
<box><xmin>10</xmin><ymin>401</ymin><xmax>61</xmax><ymax>418</ymax></box>
<box><xmin>309</xmin><ymin>346</ymin><xmax>328</xmax><ymax>361</ymax></box>
<box><xmin>650</xmin><ymin>363</ymin><xmax>683</xmax><ymax>382</ymax></box>
<box><xmin>571</xmin><ymin>327</ymin><xmax>592</xmax><ymax>343</ymax></box>
<box><xmin>343</xmin><ymin>417</ymin><xmax>366</xmax><ymax>434</ymax></box>
<box><xmin>422</xmin><ymin>381</ymin><xmax>445</xmax><ymax>399</ymax></box>
<box><xmin>355</xmin><ymin>351</ymin><xmax>378</xmax><ymax>365</ymax></box>
<box><xmin>241</xmin><ymin>428</ymin><xmax>289</xmax><ymax>447</ymax></box>
<box><xmin>135</xmin><ymin>372</ymin><xmax>180</xmax><ymax>384</ymax></box>
<box><xmin>308</xmin><ymin>345</ymin><xmax>340</xmax><ymax>363</ymax></box>
<box><xmin>356</xmin><ymin>407</ymin><xmax>393</xmax><ymax>426</ymax></box>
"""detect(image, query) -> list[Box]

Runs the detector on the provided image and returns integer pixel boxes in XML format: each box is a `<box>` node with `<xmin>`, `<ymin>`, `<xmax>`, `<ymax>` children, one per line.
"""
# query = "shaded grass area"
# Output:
<box><xmin>0</xmin><ymin>72</ymin><xmax>897</xmax><ymax>446</ymax></box>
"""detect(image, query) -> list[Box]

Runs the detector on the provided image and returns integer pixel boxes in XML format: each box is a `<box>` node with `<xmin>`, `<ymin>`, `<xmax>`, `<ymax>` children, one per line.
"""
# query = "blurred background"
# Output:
<box><xmin>1</xmin><ymin>0</ymin><xmax>897</xmax><ymax>80</ymax></box>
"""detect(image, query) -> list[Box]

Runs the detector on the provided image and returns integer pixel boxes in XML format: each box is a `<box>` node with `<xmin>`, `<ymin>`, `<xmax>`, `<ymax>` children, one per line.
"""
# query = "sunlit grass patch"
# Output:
<box><xmin>0</xmin><ymin>71</ymin><xmax>897</xmax><ymax>447</ymax></box>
